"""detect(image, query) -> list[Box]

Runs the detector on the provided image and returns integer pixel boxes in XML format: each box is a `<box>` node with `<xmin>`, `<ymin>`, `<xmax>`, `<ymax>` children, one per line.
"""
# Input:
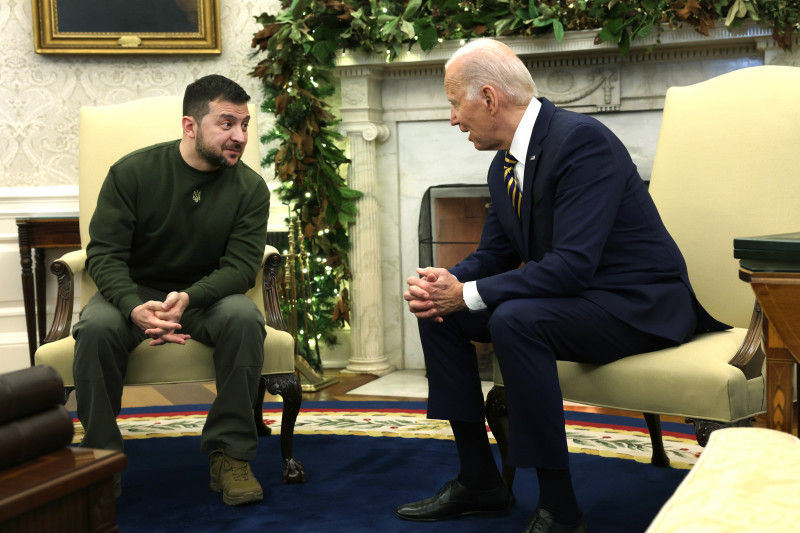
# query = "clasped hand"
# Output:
<box><xmin>130</xmin><ymin>291</ymin><xmax>191</xmax><ymax>346</ymax></box>
<box><xmin>404</xmin><ymin>267</ymin><xmax>466</xmax><ymax>323</ymax></box>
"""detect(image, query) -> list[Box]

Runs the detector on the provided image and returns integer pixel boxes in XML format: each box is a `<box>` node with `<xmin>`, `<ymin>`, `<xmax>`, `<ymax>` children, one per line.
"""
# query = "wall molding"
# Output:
<box><xmin>0</xmin><ymin>186</ymin><xmax>79</xmax><ymax>219</ymax></box>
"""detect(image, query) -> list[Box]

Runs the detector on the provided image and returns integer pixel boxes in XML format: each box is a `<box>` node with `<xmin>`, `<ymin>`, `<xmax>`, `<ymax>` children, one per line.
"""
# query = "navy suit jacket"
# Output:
<box><xmin>449</xmin><ymin>98</ymin><xmax>727</xmax><ymax>343</ymax></box>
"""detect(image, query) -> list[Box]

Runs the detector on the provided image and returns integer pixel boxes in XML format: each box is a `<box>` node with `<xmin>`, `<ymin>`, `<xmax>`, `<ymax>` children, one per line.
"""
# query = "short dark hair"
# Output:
<box><xmin>183</xmin><ymin>74</ymin><xmax>250</xmax><ymax>121</ymax></box>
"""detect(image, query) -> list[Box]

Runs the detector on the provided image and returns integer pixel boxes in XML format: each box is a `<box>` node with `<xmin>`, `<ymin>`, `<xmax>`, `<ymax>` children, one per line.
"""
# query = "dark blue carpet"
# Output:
<box><xmin>111</xmin><ymin>402</ymin><xmax>688</xmax><ymax>533</ymax></box>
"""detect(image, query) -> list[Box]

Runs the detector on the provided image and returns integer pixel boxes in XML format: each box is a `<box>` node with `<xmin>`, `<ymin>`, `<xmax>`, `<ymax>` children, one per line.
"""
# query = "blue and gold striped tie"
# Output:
<box><xmin>504</xmin><ymin>152</ymin><xmax>521</xmax><ymax>218</ymax></box>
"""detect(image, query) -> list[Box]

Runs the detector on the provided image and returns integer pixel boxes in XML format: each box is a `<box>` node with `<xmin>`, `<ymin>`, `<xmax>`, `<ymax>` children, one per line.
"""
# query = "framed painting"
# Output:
<box><xmin>32</xmin><ymin>0</ymin><xmax>221</xmax><ymax>54</ymax></box>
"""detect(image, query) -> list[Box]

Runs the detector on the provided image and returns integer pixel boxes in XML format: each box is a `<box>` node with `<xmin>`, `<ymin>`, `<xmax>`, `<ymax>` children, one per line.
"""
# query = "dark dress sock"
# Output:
<box><xmin>450</xmin><ymin>419</ymin><xmax>504</xmax><ymax>490</ymax></box>
<box><xmin>536</xmin><ymin>467</ymin><xmax>582</xmax><ymax>525</ymax></box>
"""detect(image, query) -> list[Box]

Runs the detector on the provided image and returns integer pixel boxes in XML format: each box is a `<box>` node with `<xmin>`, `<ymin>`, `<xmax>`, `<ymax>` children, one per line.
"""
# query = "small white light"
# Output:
<box><xmin>305</xmin><ymin>192</ymin><xmax>311</xmax><ymax>198</ymax></box>
<box><xmin>438</xmin><ymin>38</ymin><xmax>443</xmax><ymax>43</ymax></box>
<box><xmin>460</xmin><ymin>40</ymin><xmax>466</xmax><ymax>45</ymax></box>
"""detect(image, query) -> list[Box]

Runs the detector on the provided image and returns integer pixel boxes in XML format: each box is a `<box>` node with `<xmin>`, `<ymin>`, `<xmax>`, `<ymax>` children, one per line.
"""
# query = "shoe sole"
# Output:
<box><xmin>396</xmin><ymin>507</ymin><xmax>512</xmax><ymax>522</ymax></box>
<box><xmin>210</xmin><ymin>480</ymin><xmax>264</xmax><ymax>506</ymax></box>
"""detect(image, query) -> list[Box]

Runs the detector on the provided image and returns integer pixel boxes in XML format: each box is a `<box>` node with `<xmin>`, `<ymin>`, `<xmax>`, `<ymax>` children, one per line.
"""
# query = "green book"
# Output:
<box><xmin>734</xmin><ymin>232</ymin><xmax>800</xmax><ymax>272</ymax></box>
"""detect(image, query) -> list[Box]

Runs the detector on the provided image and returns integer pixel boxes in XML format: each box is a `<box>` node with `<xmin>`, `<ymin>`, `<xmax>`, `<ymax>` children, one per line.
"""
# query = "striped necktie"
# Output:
<box><xmin>504</xmin><ymin>151</ymin><xmax>521</xmax><ymax>218</ymax></box>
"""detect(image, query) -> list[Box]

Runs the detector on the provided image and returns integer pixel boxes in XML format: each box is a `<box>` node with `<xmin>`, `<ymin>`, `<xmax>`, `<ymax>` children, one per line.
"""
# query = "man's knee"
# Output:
<box><xmin>488</xmin><ymin>300</ymin><xmax>547</xmax><ymax>342</ymax></box>
<box><xmin>214</xmin><ymin>295</ymin><xmax>266</xmax><ymax>335</ymax></box>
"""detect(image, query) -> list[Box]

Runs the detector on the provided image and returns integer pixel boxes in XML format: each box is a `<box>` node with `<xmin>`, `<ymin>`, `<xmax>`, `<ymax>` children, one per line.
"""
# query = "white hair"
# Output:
<box><xmin>445</xmin><ymin>39</ymin><xmax>537</xmax><ymax>105</ymax></box>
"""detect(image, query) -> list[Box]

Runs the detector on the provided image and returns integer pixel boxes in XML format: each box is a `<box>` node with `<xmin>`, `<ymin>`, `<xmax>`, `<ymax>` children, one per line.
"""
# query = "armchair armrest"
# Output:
<box><xmin>262</xmin><ymin>245</ymin><xmax>289</xmax><ymax>332</ymax></box>
<box><xmin>727</xmin><ymin>300</ymin><xmax>766</xmax><ymax>379</ymax></box>
<box><xmin>42</xmin><ymin>246</ymin><xmax>293</xmax><ymax>341</ymax></box>
<box><xmin>43</xmin><ymin>249</ymin><xmax>86</xmax><ymax>344</ymax></box>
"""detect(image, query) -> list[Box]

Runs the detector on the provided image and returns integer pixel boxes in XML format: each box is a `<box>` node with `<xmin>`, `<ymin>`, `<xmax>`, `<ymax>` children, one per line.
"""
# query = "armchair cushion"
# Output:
<box><xmin>494</xmin><ymin>329</ymin><xmax>765</xmax><ymax>423</ymax></box>
<box><xmin>35</xmin><ymin>327</ymin><xmax>294</xmax><ymax>388</ymax></box>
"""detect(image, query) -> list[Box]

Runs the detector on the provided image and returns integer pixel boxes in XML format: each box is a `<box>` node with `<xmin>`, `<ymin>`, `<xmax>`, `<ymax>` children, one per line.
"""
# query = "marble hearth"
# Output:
<box><xmin>333</xmin><ymin>23</ymin><xmax>800</xmax><ymax>372</ymax></box>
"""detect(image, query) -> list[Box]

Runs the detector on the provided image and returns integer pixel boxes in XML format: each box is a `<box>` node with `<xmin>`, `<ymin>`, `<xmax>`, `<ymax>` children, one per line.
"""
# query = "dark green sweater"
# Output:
<box><xmin>86</xmin><ymin>140</ymin><xmax>270</xmax><ymax>318</ymax></box>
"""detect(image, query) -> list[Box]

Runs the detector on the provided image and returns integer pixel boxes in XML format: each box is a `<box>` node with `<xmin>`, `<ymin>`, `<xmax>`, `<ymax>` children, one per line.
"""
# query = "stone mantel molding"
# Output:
<box><xmin>335</xmin><ymin>21</ymin><xmax>773</xmax><ymax>69</ymax></box>
<box><xmin>333</xmin><ymin>22</ymin><xmax>790</xmax><ymax>119</ymax></box>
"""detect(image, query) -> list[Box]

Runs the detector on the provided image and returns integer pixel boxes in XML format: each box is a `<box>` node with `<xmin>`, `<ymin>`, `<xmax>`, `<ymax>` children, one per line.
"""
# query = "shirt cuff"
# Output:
<box><xmin>462</xmin><ymin>281</ymin><xmax>487</xmax><ymax>311</ymax></box>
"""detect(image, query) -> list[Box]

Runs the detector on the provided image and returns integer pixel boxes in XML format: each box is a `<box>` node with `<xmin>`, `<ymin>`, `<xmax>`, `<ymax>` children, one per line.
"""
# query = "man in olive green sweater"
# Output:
<box><xmin>73</xmin><ymin>74</ymin><xmax>270</xmax><ymax>506</ymax></box>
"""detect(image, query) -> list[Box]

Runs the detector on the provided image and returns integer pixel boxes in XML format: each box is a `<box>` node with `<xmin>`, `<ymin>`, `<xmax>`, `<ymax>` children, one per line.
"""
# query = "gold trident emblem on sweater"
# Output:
<box><xmin>193</xmin><ymin>190</ymin><xmax>201</xmax><ymax>203</ymax></box>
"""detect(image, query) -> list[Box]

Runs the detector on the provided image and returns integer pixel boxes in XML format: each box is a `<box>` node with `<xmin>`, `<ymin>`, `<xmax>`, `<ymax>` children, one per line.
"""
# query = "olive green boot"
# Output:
<box><xmin>209</xmin><ymin>450</ymin><xmax>263</xmax><ymax>506</ymax></box>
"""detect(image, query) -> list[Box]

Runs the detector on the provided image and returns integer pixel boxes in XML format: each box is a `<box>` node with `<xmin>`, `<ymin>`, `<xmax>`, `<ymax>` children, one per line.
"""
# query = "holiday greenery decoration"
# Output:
<box><xmin>251</xmin><ymin>0</ymin><xmax>798</xmax><ymax>367</ymax></box>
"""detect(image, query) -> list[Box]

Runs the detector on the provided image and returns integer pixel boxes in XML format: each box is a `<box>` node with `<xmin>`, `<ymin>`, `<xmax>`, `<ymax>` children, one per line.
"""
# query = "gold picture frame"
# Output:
<box><xmin>32</xmin><ymin>0</ymin><xmax>221</xmax><ymax>55</ymax></box>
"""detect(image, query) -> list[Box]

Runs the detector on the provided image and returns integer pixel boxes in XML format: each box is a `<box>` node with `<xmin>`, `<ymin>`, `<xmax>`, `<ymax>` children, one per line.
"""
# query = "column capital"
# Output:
<box><xmin>338</xmin><ymin>122</ymin><xmax>390</xmax><ymax>143</ymax></box>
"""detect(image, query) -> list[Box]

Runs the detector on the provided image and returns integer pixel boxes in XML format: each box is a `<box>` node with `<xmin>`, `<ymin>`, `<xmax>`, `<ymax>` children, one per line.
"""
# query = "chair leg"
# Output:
<box><xmin>253</xmin><ymin>376</ymin><xmax>272</xmax><ymax>436</ymax></box>
<box><xmin>63</xmin><ymin>386</ymin><xmax>74</xmax><ymax>405</ymax></box>
<box><xmin>643</xmin><ymin>413</ymin><xmax>670</xmax><ymax>467</ymax></box>
<box><xmin>266</xmin><ymin>372</ymin><xmax>306</xmax><ymax>484</ymax></box>
<box><xmin>485</xmin><ymin>385</ymin><xmax>516</xmax><ymax>491</ymax></box>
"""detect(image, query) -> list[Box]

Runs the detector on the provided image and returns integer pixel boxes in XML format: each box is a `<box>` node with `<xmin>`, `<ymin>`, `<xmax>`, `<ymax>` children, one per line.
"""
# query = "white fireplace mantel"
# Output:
<box><xmin>333</xmin><ymin>23</ymin><xmax>800</xmax><ymax>372</ymax></box>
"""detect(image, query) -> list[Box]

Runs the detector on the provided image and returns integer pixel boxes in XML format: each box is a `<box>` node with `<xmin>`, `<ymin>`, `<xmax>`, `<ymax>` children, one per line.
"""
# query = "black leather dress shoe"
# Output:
<box><xmin>522</xmin><ymin>508</ymin><xmax>588</xmax><ymax>533</ymax></box>
<box><xmin>396</xmin><ymin>478</ymin><xmax>514</xmax><ymax>521</ymax></box>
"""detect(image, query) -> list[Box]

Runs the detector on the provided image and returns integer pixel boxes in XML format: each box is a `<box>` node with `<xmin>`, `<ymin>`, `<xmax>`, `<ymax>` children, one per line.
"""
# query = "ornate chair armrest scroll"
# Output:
<box><xmin>727</xmin><ymin>301</ymin><xmax>765</xmax><ymax>380</ymax></box>
<box><xmin>262</xmin><ymin>245</ymin><xmax>288</xmax><ymax>332</ymax></box>
<box><xmin>42</xmin><ymin>249</ymin><xmax>86</xmax><ymax>345</ymax></box>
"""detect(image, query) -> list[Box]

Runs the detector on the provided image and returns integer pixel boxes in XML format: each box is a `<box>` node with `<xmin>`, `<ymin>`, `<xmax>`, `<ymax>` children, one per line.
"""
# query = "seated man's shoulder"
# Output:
<box><xmin>233</xmin><ymin>161</ymin><xmax>269</xmax><ymax>195</ymax></box>
<box><xmin>112</xmin><ymin>140</ymin><xmax>179</xmax><ymax>172</ymax></box>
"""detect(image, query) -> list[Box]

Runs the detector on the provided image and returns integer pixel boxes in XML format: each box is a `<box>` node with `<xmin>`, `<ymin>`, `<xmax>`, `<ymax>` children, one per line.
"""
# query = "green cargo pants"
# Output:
<box><xmin>72</xmin><ymin>286</ymin><xmax>266</xmax><ymax>460</ymax></box>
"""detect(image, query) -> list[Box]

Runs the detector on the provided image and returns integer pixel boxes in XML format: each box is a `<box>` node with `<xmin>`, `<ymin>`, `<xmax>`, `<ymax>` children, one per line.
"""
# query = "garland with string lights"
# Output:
<box><xmin>250</xmin><ymin>0</ymin><xmax>798</xmax><ymax>368</ymax></box>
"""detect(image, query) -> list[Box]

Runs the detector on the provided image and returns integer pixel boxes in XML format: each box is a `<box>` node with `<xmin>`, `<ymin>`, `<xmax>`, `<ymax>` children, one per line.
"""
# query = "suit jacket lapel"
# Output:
<box><xmin>521</xmin><ymin>98</ymin><xmax>555</xmax><ymax>258</ymax></box>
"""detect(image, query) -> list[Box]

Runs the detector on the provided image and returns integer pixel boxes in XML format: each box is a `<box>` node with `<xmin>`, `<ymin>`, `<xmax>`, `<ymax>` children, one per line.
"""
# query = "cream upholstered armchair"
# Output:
<box><xmin>487</xmin><ymin>65</ymin><xmax>800</xmax><ymax>486</ymax></box>
<box><xmin>34</xmin><ymin>96</ymin><xmax>305</xmax><ymax>484</ymax></box>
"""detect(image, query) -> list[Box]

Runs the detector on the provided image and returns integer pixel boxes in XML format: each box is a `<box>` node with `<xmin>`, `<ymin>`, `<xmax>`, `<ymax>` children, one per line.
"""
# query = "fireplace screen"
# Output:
<box><xmin>418</xmin><ymin>184</ymin><xmax>490</xmax><ymax>269</ymax></box>
<box><xmin>418</xmin><ymin>184</ymin><xmax>494</xmax><ymax>379</ymax></box>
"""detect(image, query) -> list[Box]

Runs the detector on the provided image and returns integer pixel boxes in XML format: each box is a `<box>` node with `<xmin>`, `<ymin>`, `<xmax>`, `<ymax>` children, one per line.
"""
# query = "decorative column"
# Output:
<box><xmin>337</xmin><ymin>67</ymin><xmax>395</xmax><ymax>375</ymax></box>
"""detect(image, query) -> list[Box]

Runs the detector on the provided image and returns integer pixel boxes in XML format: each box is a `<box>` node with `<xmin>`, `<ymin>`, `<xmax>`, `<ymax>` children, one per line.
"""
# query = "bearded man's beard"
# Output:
<box><xmin>195</xmin><ymin>130</ymin><xmax>239</xmax><ymax>168</ymax></box>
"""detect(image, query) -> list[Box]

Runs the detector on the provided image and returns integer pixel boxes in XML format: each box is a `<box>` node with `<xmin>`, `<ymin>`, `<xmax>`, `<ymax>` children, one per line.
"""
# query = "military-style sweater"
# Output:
<box><xmin>86</xmin><ymin>140</ymin><xmax>270</xmax><ymax>318</ymax></box>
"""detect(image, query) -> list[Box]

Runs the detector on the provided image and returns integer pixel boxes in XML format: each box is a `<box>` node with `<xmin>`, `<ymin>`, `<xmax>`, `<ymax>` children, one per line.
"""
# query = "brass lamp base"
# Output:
<box><xmin>295</xmin><ymin>355</ymin><xmax>339</xmax><ymax>392</ymax></box>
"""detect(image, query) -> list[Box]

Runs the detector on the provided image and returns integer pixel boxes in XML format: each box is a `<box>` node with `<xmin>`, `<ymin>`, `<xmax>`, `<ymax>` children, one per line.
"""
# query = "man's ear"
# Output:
<box><xmin>481</xmin><ymin>85</ymin><xmax>499</xmax><ymax>115</ymax></box>
<box><xmin>182</xmin><ymin>116</ymin><xmax>197</xmax><ymax>139</ymax></box>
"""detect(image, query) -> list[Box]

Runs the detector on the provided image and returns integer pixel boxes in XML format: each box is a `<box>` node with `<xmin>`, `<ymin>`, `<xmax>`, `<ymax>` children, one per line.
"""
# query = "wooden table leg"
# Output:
<box><xmin>764</xmin><ymin>318</ymin><xmax>796</xmax><ymax>434</ymax></box>
<box><xmin>17</xmin><ymin>226</ymin><xmax>37</xmax><ymax>366</ymax></box>
<box><xmin>35</xmin><ymin>248</ymin><xmax>46</xmax><ymax>346</ymax></box>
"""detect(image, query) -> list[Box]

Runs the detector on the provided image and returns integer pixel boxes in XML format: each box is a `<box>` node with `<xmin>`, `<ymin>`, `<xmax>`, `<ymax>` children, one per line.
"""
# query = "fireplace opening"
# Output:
<box><xmin>418</xmin><ymin>184</ymin><xmax>494</xmax><ymax>380</ymax></box>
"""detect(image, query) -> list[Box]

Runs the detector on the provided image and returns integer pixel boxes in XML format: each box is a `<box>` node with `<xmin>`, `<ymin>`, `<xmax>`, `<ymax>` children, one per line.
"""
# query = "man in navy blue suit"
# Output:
<box><xmin>396</xmin><ymin>39</ymin><xmax>727</xmax><ymax>532</ymax></box>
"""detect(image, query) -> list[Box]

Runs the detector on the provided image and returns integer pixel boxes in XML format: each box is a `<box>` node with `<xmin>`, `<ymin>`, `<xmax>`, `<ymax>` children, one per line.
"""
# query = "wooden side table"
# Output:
<box><xmin>0</xmin><ymin>447</ymin><xmax>126</xmax><ymax>533</ymax></box>
<box><xmin>736</xmin><ymin>232</ymin><xmax>800</xmax><ymax>434</ymax></box>
<box><xmin>16</xmin><ymin>217</ymin><xmax>80</xmax><ymax>365</ymax></box>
